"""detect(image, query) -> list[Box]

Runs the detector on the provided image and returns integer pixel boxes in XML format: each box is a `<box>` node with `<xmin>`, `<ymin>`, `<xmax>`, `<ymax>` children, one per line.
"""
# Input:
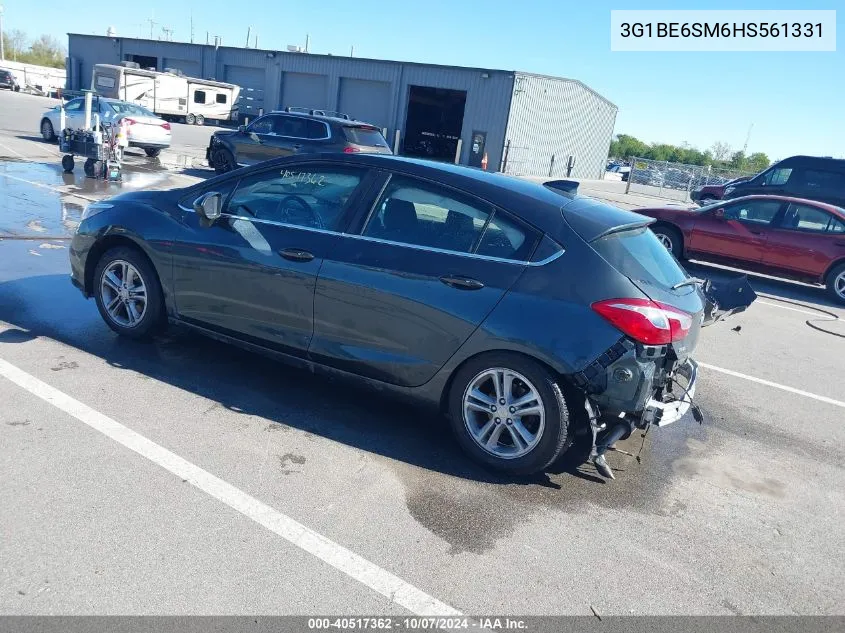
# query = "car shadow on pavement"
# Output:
<box><xmin>0</xmin><ymin>273</ymin><xmax>574</xmax><ymax>489</ymax></box>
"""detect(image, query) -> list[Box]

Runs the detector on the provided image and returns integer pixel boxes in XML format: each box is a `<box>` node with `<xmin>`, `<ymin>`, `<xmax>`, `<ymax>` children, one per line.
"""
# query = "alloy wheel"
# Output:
<box><xmin>100</xmin><ymin>260</ymin><xmax>148</xmax><ymax>328</ymax></box>
<box><xmin>655</xmin><ymin>233</ymin><xmax>673</xmax><ymax>251</ymax></box>
<box><xmin>462</xmin><ymin>368</ymin><xmax>545</xmax><ymax>459</ymax></box>
<box><xmin>835</xmin><ymin>271</ymin><xmax>845</xmax><ymax>300</ymax></box>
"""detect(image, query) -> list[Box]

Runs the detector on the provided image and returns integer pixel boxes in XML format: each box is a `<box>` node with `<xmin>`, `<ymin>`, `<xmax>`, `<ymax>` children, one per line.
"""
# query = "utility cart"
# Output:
<box><xmin>58</xmin><ymin>91</ymin><xmax>125</xmax><ymax>181</ymax></box>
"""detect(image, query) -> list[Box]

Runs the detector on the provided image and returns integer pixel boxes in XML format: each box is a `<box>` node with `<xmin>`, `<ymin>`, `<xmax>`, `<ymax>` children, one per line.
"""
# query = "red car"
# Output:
<box><xmin>636</xmin><ymin>195</ymin><xmax>845</xmax><ymax>303</ymax></box>
<box><xmin>690</xmin><ymin>176</ymin><xmax>751</xmax><ymax>205</ymax></box>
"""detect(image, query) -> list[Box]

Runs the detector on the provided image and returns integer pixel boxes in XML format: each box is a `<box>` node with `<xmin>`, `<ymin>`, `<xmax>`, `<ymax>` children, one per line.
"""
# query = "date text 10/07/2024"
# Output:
<box><xmin>619</xmin><ymin>22</ymin><xmax>823</xmax><ymax>39</ymax></box>
<box><xmin>307</xmin><ymin>617</ymin><xmax>528</xmax><ymax>630</ymax></box>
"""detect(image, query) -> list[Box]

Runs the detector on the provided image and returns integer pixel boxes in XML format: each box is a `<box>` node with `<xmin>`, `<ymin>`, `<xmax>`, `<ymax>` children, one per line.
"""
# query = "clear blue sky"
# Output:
<box><xmin>3</xmin><ymin>0</ymin><xmax>841</xmax><ymax>159</ymax></box>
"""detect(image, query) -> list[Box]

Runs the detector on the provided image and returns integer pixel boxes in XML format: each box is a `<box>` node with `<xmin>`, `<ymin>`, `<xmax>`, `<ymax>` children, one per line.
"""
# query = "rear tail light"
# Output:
<box><xmin>591</xmin><ymin>298</ymin><xmax>692</xmax><ymax>345</ymax></box>
<box><xmin>343</xmin><ymin>146</ymin><xmax>361</xmax><ymax>153</ymax></box>
<box><xmin>161</xmin><ymin>122</ymin><xmax>171</xmax><ymax>130</ymax></box>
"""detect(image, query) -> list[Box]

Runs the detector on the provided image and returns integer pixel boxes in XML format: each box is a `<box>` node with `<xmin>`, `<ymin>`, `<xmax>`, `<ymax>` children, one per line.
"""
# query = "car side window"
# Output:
<box><xmin>724</xmin><ymin>200</ymin><xmax>782</xmax><ymax>225</ymax></box>
<box><xmin>225</xmin><ymin>166</ymin><xmax>365</xmax><ymax>231</ymax></box>
<box><xmin>476</xmin><ymin>211</ymin><xmax>533</xmax><ymax>260</ymax></box>
<box><xmin>64</xmin><ymin>99</ymin><xmax>83</xmax><ymax>112</ymax></box>
<box><xmin>781</xmin><ymin>204</ymin><xmax>837</xmax><ymax>233</ymax></box>
<box><xmin>801</xmin><ymin>170</ymin><xmax>845</xmax><ymax>192</ymax></box>
<box><xmin>362</xmin><ymin>177</ymin><xmax>491</xmax><ymax>254</ymax></box>
<box><xmin>248</xmin><ymin>116</ymin><xmax>275</xmax><ymax>135</ymax></box>
<box><xmin>830</xmin><ymin>217</ymin><xmax>845</xmax><ymax>233</ymax></box>
<box><xmin>762</xmin><ymin>167</ymin><xmax>792</xmax><ymax>187</ymax></box>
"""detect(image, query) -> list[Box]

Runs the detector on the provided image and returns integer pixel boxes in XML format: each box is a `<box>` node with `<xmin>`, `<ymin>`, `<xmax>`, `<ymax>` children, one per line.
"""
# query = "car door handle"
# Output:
<box><xmin>439</xmin><ymin>275</ymin><xmax>484</xmax><ymax>290</ymax></box>
<box><xmin>291</xmin><ymin>144</ymin><xmax>303</xmax><ymax>150</ymax></box>
<box><xmin>279</xmin><ymin>248</ymin><xmax>314</xmax><ymax>262</ymax></box>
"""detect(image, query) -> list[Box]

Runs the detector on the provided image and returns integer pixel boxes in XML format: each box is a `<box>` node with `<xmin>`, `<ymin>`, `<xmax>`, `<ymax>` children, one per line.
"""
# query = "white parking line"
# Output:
<box><xmin>757</xmin><ymin>300</ymin><xmax>838</xmax><ymax>318</ymax></box>
<box><xmin>698</xmin><ymin>362</ymin><xmax>845</xmax><ymax>409</ymax></box>
<box><xmin>0</xmin><ymin>357</ymin><xmax>461</xmax><ymax>617</ymax></box>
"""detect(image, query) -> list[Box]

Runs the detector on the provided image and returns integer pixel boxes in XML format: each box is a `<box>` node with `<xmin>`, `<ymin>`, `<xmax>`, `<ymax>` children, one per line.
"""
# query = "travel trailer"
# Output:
<box><xmin>91</xmin><ymin>63</ymin><xmax>240</xmax><ymax>125</ymax></box>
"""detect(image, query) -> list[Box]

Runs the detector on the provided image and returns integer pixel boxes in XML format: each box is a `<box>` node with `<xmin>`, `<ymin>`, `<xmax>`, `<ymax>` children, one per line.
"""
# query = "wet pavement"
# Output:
<box><xmin>0</xmin><ymin>158</ymin><xmax>206</xmax><ymax>239</ymax></box>
<box><xmin>0</xmin><ymin>97</ymin><xmax>844</xmax><ymax>616</ymax></box>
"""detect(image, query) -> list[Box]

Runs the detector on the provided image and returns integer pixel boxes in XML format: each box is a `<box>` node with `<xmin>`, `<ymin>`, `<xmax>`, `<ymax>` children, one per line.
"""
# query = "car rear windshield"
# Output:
<box><xmin>343</xmin><ymin>126</ymin><xmax>389</xmax><ymax>147</ymax></box>
<box><xmin>592</xmin><ymin>226</ymin><xmax>687</xmax><ymax>290</ymax></box>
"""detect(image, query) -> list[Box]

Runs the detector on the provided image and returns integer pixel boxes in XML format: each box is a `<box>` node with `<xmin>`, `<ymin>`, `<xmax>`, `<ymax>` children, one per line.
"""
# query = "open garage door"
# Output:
<box><xmin>403</xmin><ymin>85</ymin><xmax>466</xmax><ymax>161</ymax></box>
<box><xmin>338</xmin><ymin>78</ymin><xmax>391</xmax><ymax>129</ymax></box>
<box><xmin>281</xmin><ymin>72</ymin><xmax>328</xmax><ymax>111</ymax></box>
<box><xmin>225</xmin><ymin>66</ymin><xmax>265</xmax><ymax>120</ymax></box>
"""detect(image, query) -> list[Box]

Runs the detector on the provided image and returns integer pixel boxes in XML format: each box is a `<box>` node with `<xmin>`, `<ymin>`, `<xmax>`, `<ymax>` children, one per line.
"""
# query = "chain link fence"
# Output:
<box><xmin>625</xmin><ymin>157</ymin><xmax>757</xmax><ymax>203</ymax></box>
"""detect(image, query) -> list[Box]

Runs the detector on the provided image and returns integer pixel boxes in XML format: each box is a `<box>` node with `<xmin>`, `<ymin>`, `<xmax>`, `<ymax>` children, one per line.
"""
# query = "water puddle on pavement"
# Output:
<box><xmin>0</xmin><ymin>158</ymin><xmax>207</xmax><ymax>240</ymax></box>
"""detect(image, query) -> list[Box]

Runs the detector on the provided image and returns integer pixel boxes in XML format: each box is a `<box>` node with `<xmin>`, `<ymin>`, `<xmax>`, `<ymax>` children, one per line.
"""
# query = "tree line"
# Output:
<box><xmin>2</xmin><ymin>31</ymin><xmax>66</xmax><ymax>69</ymax></box>
<box><xmin>610</xmin><ymin>134</ymin><xmax>771</xmax><ymax>174</ymax></box>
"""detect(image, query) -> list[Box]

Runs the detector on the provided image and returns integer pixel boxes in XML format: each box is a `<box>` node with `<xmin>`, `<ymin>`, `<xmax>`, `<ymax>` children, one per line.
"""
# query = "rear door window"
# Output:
<box><xmin>780</xmin><ymin>204</ymin><xmax>840</xmax><ymax>233</ymax></box>
<box><xmin>343</xmin><ymin>126</ymin><xmax>389</xmax><ymax>148</ymax></box>
<box><xmin>800</xmin><ymin>170</ymin><xmax>845</xmax><ymax>193</ymax></box>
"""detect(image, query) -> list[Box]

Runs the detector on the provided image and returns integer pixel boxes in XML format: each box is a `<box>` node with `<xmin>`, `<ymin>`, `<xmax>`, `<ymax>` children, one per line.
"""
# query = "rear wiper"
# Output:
<box><xmin>671</xmin><ymin>277</ymin><xmax>705</xmax><ymax>290</ymax></box>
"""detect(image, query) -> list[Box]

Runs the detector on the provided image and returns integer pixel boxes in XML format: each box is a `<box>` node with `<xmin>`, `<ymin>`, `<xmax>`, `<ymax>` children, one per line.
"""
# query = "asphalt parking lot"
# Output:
<box><xmin>1</xmin><ymin>89</ymin><xmax>844</xmax><ymax>618</ymax></box>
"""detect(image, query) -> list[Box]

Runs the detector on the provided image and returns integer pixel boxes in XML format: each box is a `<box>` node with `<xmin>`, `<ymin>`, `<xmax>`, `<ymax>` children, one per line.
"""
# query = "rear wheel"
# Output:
<box><xmin>448</xmin><ymin>353</ymin><xmax>571</xmax><ymax>475</ymax></box>
<box><xmin>652</xmin><ymin>224</ymin><xmax>683</xmax><ymax>259</ymax></box>
<box><xmin>211</xmin><ymin>147</ymin><xmax>236</xmax><ymax>174</ymax></box>
<box><xmin>195</xmin><ymin>114</ymin><xmax>205</xmax><ymax>126</ymax></box>
<box><xmin>826</xmin><ymin>263</ymin><xmax>845</xmax><ymax>305</ymax></box>
<box><xmin>93</xmin><ymin>246</ymin><xmax>165</xmax><ymax>339</ymax></box>
<box><xmin>144</xmin><ymin>147</ymin><xmax>162</xmax><ymax>158</ymax></box>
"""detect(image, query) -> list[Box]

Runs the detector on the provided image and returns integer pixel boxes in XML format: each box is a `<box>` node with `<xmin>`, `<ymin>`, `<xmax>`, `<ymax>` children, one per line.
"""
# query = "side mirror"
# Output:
<box><xmin>193</xmin><ymin>192</ymin><xmax>222</xmax><ymax>221</ymax></box>
<box><xmin>714</xmin><ymin>208</ymin><xmax>726</xmax><ymax>219</ymax></box>
<box><xmin>238</xmin><ymin>124</ymin><xmax>247</xmax><ymax>133</ymax></box>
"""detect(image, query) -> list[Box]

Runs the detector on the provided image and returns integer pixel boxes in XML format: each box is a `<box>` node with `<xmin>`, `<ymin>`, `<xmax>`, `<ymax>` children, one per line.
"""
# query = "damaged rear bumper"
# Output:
<box><xmin>644</xmin><ymin>358</ymin><xmax>697</xmax><ymax>427</ymax></box>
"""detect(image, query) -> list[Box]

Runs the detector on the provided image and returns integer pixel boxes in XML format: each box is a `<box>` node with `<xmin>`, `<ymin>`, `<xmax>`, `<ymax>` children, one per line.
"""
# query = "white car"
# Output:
<box><xmin>40</xmin><ymin>97</ymin><xmax>172</xmax><ymax>157</ymax></box>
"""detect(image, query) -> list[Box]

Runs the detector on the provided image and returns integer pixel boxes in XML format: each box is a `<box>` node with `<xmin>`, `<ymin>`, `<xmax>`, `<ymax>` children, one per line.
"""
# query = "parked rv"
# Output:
<box><xmin>91</xmin><ymin>63</ymin><xmax>240</xmax><ymax>126</ymax></box>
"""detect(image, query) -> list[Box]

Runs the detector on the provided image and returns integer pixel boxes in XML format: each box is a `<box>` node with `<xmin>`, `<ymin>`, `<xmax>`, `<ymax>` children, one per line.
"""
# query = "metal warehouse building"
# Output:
<box><xmin>67</xmin><ymin>34</ymin><xmax>618</xmax><ymax>178</ymax></box>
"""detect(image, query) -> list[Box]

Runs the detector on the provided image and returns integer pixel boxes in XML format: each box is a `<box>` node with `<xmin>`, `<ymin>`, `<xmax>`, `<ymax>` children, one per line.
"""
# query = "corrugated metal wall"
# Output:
<box><xmin>67</xmin><ymin>35</ymin><xmax>614</xmax><ymax>175</ymax></box>
<box><xmin>503</xmin><ymin>74</ymin><xmax>618</xmax><ymax>179</ymax></box>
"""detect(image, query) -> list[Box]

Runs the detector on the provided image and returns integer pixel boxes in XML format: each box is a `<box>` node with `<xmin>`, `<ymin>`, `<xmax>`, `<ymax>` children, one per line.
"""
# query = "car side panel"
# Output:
<box><xmin>762</xmin><ymin>227</ymin><xmax>842</xmax><ymax>278</ymax></box>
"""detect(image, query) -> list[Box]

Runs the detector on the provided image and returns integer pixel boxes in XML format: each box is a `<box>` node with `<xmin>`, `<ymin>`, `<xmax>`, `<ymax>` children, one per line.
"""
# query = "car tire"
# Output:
<box><xmin>447</xmin><ymin>352</ymin><xmax>571</xmax><ymax>475</ymax></box>
<box><xmin>195</xmin><ymin>114</ymin><xmax>205</xmax><ymax>126</ymax></box>
<box><xmin>825</xmin><ymin>262</ymin><xmax>845</xmax><ymax>305</ymax></box>
<box><xmin>185</xmin><ymin>113</ymin><xmax>196</xmax><ymax>125</ymax></box>
<box><xmin>145</xmin><ymin>147</ymin><xmax>162</xmax><ymax>158</ymax></box>
<box><xmin>41</xmin><ymin>119</ymin><xmax>55</xmax><ymax>142</ymax></box>
<box><xmin>211</xmin><ymin>147</ymin><xmax>236</xmax><ymax>174</ymax></box>
<box><xmin>93</xmin><ymin>246</ymin><xmax>165</xmax><ymax>339</ymax></box>
<box><xmin>652</xmin><ymin>224</ymin><xmax>683</xmax><ymax>259</ymax></box>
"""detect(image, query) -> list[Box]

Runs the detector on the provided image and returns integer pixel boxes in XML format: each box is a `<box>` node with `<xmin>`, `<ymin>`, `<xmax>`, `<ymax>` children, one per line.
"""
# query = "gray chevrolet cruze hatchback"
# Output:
<box><xmin>70</xmin><ymin>154</ymin><xmax>740</xmax><ymax>479</ymax></box>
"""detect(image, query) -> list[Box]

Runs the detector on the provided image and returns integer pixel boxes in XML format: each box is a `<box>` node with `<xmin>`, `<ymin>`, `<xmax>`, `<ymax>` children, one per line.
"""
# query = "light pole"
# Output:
<box><xmin>0</xmin><ymin>5</ymin><xmax>6</xmax><ymax>62</ymax></box>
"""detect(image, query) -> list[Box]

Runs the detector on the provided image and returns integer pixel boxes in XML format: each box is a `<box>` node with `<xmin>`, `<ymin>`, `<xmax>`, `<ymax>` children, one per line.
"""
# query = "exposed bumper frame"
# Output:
<box><xmin>645</xmin><ymin>358</ymin><xmax>698</xmax><ymax>427</ymax></box>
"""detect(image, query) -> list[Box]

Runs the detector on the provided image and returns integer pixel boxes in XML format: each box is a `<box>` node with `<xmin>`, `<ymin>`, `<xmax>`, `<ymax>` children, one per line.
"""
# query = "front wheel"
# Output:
<box><xmin>826</xmin><ymin>263</ymin><xmax>845</xmax><ymax>305</ymax></box>
<box><xmin>448</xmin><ymin>353</ymin><xmax>571</xmax><ymax>475</ymax></box>
<box><xmin>211</xmin><ymin>147</ymin><xmax>236</xmax><ymax>174</ymax></box>
<box><xmin>41</xmin><ymin>119</ymin><xmax>55</xmax><ymax>142</ymax></box>
<box><xmin>93</xmin><ymin>246</ymin><xmax>165</xmax><ymax>339</ymax></box>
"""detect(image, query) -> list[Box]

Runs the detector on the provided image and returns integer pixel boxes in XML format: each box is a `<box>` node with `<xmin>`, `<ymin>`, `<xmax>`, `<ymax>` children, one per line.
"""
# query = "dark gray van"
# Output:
<box><xmin>723</xmin><ymin>156</ymin><xmax>845</xmax><ymax>207</ymax></box>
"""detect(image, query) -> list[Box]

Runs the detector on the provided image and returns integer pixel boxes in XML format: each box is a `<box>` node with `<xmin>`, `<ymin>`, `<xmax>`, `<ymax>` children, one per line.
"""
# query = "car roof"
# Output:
<box><xmin>202</xmin><ymin>152</ymin><xmax>648</xmax><ymax>239</ymax></box>
<box><xmin>269</xmin><ymin>111</ymin><xmax>377</xmax><ymax>127</ymax></box>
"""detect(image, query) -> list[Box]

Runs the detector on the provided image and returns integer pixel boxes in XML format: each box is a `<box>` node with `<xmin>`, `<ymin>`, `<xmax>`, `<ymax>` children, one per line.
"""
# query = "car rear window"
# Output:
<box><xmin>343</xmin><ymin>126</ymin><xmax>389</xmax><ymax>147</ymax></box>
<box><xmin>592</xmin><ymin>226</ymin><xmax>687</xmax><ymax>290</ymax></box>
<box><xmin>107</xmin><ymin>102</ymin><xmax>155</xmax><ymax>117</ymax></box>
